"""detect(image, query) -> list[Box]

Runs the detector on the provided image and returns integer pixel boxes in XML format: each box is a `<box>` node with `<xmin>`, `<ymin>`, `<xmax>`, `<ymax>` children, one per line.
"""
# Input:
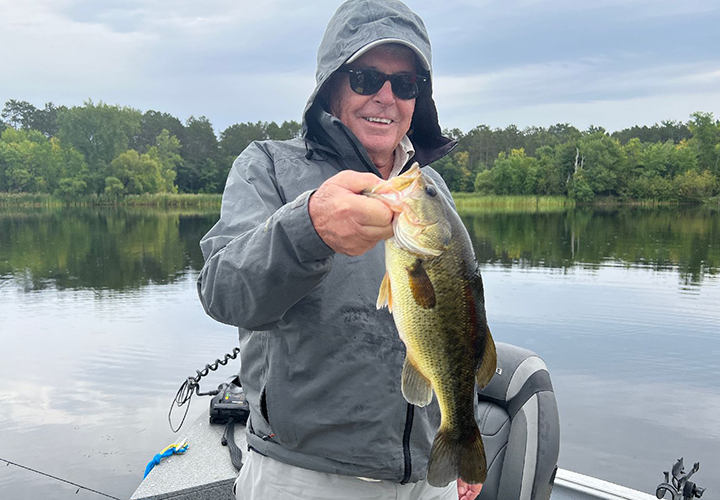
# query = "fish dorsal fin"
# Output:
<box><xmin>408</xmin><ymin>259</ymin><xmax>436</xmax><ymax>309</ymax></box>
<box><xmin>377</xmin><ymin>271</ymin><xmax>393</xmax><ymax>313</ymax></box>
<box><xmin>401</xmin><ymin>356</ymin><xmax>433</xmax><ymax>407</ymax></box>
<box><xmin>476</xmin><ymin>326</ymin><xmax>497</xmax><ymax>388</ymax></box>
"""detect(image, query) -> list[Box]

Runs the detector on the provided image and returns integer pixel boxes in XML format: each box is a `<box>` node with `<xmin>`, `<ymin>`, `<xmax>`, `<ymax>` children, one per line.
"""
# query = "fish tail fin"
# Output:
<box><xmin>459</xmin><ymin>427</ymin><xmax>488</xmax><ymax>485</ymax></box>
<box><xmin>427</xmin><ymin>426</ymin><xmax>487</xmax><ymax>487</ymax></box>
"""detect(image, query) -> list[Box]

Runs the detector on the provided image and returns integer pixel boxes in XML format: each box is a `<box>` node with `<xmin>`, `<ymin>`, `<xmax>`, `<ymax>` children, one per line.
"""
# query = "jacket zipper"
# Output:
<box><xmin>334</xmin><ymin>121</ymin><xmax>417</xmax><ymax>484</ymax></box>
<box><xmin>400</xmin><ymin>403</ymin><xmax>414</xmax><ymax>484</ymax></box>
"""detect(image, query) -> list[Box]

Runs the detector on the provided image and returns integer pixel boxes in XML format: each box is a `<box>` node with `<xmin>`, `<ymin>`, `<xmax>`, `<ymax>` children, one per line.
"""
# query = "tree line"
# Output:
<box><xmin>1</xmin><ymin>98</ymin><xmax>718</xmax><ymax>202</ymax></box>
<box><xmin>436</xmin><ymin>114</ymin><xmax>719</xmax><ymax>202</ymax></box>
<box><xmin>0</xmin><ymin>99</ymin><xmax>301</xmax><ymax>199</ymax></box>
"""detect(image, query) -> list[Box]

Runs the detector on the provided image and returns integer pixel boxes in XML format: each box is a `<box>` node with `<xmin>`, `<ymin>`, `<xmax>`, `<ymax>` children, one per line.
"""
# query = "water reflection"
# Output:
<box><xmin>464</xmin><ymin>206</ymin><xmax>720</xmax><ymax>284</ymax></box>
<box><xmin>0</xmin><ymin>206</ymin><xmax>719</xmax><ymax>498</ymax></box>
<box><xmin>0</xmin><ymin>208</ymin><xmax>214</xmax><ymax>291</ymax></box>
<box><xmin>0</xmin><ymin>276</ymin><xmax>237</xmax><ymax>500</ymax></box>
<box><xmin>2</xmin><ymin>206</ymin><xmax>716</xmax><ymax>292</ymax></box>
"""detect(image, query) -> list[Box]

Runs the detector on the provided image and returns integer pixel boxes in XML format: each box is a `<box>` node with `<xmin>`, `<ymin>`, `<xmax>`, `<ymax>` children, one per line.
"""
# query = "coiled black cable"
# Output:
<box><xmin>168</xmin><ymin>347</ymin><xmax>241</xmax><ymax>432</ymax></box>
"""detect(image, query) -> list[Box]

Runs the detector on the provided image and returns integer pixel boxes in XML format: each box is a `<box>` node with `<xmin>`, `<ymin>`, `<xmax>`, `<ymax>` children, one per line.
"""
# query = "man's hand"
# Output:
<box><xmin>309</xmin><ymin>171</ymin><xmax>394</xmax><ymax>256</ymax></box>
<box><xmin>457</xmin><ymin>479</ymin><xmax>482</xmax><ymax>500</ymax></box>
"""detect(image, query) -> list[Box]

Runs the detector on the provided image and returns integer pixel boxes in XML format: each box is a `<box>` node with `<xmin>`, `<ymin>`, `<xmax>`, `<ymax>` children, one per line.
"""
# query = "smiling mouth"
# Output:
<box><xmin>364</xmin><ymin>117</ymin><xmax>393</xmax><ymax>124</ymax></box>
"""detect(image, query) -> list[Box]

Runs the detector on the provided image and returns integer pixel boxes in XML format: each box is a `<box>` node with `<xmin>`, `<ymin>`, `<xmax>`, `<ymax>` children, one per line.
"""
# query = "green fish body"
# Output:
<box><xmin>368</xmin><ymin>164</ymin><xmax>497</xmax><ymax>487</ymax></box>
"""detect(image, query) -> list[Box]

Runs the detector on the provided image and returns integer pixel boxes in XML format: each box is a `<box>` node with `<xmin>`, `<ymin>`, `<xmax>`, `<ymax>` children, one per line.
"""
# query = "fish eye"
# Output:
<box><xmin>425</xmin><ymin>185</ymin><xmax>438</xmax><ymax>197</ymax></box>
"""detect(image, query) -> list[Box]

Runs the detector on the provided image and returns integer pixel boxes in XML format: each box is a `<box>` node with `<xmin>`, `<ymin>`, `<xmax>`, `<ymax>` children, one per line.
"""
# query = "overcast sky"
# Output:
<box><xmin>1</xmin><ymin>0</ymin><xmax>719</xmax><ymax>134</ymax></box>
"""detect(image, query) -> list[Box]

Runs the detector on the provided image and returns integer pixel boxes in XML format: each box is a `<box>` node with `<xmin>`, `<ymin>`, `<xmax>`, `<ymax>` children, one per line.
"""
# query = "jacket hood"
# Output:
<box><xmin>302</xmin><ymin>0</ymin><xmax>455</xmax><ymax>170</ymax></box>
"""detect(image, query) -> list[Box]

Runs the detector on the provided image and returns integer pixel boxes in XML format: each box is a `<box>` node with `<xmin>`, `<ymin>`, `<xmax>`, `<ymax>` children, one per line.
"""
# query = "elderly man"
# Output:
<box><xmin>197</xmin><ymin>1</ymin><xmax>481</xmax><ymax>499</ymax></box>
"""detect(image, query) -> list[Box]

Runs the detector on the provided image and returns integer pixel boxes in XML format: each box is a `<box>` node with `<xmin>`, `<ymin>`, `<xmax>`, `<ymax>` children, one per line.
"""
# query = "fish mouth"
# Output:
<box><xmin>363</xmin><ymin>163</ymin><xmax>445</xmax><ymax>256</ymax></box>
<box><xmin>364</xmin><ymin>163</ymin><xmax>422</xmax><ymax>212</ymax></box>
<box><xmin>364</xmin><ymin>163</ymin><xmax>443</xmax><ymax>256</ymax></box>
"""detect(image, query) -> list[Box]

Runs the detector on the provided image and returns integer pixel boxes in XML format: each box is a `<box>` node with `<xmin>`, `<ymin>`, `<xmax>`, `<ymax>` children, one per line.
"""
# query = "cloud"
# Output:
<box><xmin>433</xmin><ymin>59</ymin><xmax>720</xmax><ymax>131</ymax></box>
<box><xmin>0</xmin><ymin>381</ymin><xmax>102</xmax><ymax>428</ymax></box>
<box><xmin>1</xmin><ymin>0</ymin><xmax>719</xmax><ymax>133</ymax></box>
<box><xmin>0</xmin><ymin>0</ymin><xmax>153</xmax><ymax>95</ymax></box>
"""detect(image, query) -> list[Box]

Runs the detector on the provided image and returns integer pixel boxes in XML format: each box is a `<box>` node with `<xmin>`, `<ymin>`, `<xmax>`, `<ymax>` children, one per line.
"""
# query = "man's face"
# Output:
<box><xmin>329</xmin><ymin>46</ymin><xmax>417</xmax><ymax>166</ymax></box>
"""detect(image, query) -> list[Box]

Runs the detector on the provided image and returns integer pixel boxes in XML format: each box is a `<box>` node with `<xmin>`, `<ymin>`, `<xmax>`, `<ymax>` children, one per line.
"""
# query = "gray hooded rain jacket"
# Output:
<box><xmin>197</xmin><ymin>0</ymin><xmax>456</xmax><ymax>483</ymax></box>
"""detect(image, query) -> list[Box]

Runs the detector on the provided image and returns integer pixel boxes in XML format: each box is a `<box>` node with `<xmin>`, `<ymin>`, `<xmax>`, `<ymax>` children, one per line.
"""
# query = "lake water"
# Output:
<box><xmin>0</xmin><ymin>205</ymin><xmax>718</xmax><ymax>499</ymax></box>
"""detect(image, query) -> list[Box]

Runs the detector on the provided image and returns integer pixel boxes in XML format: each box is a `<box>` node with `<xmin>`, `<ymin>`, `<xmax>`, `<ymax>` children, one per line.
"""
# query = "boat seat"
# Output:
<box><xmin>475</xmin><ymin>342</ymin><xmax>560</xmax><ymax>500</ymax></box>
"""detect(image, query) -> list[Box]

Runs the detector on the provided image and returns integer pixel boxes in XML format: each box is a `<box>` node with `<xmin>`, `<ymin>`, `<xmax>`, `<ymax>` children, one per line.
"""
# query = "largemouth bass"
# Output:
<box><xmin>366</xmin><ymin>163</ymin><xmax>497</xmax><ymax>487</ymax></box>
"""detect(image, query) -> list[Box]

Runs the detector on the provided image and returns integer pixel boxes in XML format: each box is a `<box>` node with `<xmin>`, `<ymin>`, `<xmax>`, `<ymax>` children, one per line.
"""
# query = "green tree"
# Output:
<box><xmin>535</xmin><ymin>145</ymin><xmax>566</xmax><ymax>195</ymax></box>
<box><xmin>57</xmin><ymin>178</ymin><xmax>89</xmax><ymax>201</ymax></box>
<box><xmin>577</xmin><ymin>132</ymin><xmax>626</xmax><ymax>196</ymax></box>
<box><xmin>147</xmin><ymin>129</ymin><xmax>182</xmax><ymax>193</ymax></box>
<box><xmin>620</xmin><ymin>139</ymin><xmax>672</xmax><ymax>200</ymax></box>
<box><xmin>0</xmin><ymin>128</ymin><xmax>88</xmax><ymax>194</ymax></box>
<box><xmin>612</xmin><ymin>120</ymin><xmax>691</xmax><ymax>145</ymax></box>
<box><xmin>178</xmin><ymin>116</ymin><xmax>219</xmax><ymax>193</ymax></box>
<box><xmin>548</xmin><ymin>123</ymin><xmax>582</xmax><ymax>144</ymax></box>
<box><xmin>459</xmin><ymin>125</ymin><xmax>497</xmax><ymax>172</ymax></box>
<box><xmin>673</xmin><ymin>169</ymin><xmax>717</xmax><ymax>202</ymax></box>
<box><xmin>442</xmin><ymin>127</ymin><xmax>464</xmax><ymax>141</ymax></box>
<box><xmin>671</xmin><ymin>140</ymin><xmax>699</xmax><ymax>176</ymax></box>
<box><xmin>568</xmin><ymin>170</ymin><xmax>594</xmax><ymax>202</ymax></box>
<box><xmin>266</xmin><ymin>120</ymin><xmax>302</xmax><ymax>140</ymax></box>
<box><xmin>31</xmin><ymin>102</ymin><xmax>66</xmax><ymax>137</ymax></box>
<box><xmin>474</xmin><ymin>170</ymin><xmax>493</xmax><ymax>194</ymax></box>
<box><xmin>687</xmin><ymin>112</ymin><xmax>720</xmax><ymax>175</ymax></box>
<box><xmin>104</xmin><ymin>176</ymin><xmax>125</xmax><ymax>197</ymax></box>
<box><xmin>1</xmin><ymin>100</ymin><xmax>37</xmax><ymax>130</ymax></box>
<box><xmin>218</xmin><ymin>121</ymin><xmax>269</xmax><ymax>169</ymax></box>
<box><xmin>491</xmin><ymin>149</ymin><xmax>539</xmax><ymax>195</ymax></box>
<box><xmin>133</xmin><ymin>110</ymin><xmax>185</xmax><ymax>154</ymax></box>
<box><xmin>521</xmin><ymin>126</ymin><xmax>562</xmax><ymax>157</ymax></box>
<box><xmin>57</xmin><ymin>100</ymin><xmax>142</xmax><ymax>193</ymax></box>
<box><xmin>197</xmin><ymin>158</ymin><xmax>221</xmax><ymax>193</ymax></box>
<box><xmin>107</xmin><ymin>150</ymin><xmax>166</xmax><ymax>194</ymax></box>
<box><xmin>432</xmin><ymin>151</ymin><xmax>473</xmax><ymax>192</ymax></box>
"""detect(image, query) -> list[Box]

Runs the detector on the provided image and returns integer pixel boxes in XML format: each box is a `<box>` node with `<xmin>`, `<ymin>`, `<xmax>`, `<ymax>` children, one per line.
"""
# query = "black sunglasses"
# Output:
<box><xmin>336</xmin><ymin>67</ymin><xmax>428</xmax><ymax>100</ymax></box>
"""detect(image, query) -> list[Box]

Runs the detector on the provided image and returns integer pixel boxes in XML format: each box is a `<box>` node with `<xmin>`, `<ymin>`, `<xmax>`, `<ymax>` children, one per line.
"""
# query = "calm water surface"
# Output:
<box><xmin>0</xmin><ymin>206</ymin><xmax>718</xmax><ymax>499</ymax></box>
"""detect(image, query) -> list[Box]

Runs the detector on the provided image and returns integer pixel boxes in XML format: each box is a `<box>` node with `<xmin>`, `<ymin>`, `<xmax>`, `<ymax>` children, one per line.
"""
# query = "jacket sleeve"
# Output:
<box><xmin>197</xmin><ymin>142</ymin><xmax>335</xmax><ymax>330</ymax></box>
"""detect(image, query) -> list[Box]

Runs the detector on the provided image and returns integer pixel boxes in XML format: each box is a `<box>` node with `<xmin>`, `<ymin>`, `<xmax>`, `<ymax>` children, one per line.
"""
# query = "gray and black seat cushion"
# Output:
<box><xmin>476</xmin><ymin>342</ymin><xmax>560</xmax><ymax>500</ymax></box>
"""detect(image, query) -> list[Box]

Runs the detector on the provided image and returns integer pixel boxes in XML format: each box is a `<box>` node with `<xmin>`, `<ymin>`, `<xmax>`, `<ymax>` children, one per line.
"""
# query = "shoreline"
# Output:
<box><xmin>1</xmin><ymin>192</ymin><xmax>716</xmax><ymax>211</ymax></box>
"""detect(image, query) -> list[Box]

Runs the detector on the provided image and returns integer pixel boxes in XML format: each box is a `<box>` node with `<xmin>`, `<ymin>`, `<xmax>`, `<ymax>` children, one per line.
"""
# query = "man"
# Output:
<box><xmin>197</xmin><ymin>1</ymin><xmax>481</xmax><ymax>498</ymax></box>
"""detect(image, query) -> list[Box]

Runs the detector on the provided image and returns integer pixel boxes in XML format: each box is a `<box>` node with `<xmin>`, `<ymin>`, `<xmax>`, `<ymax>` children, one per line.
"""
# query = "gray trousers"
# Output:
<box><xmin>234</xmin><ymin>450</ymin><xmax>457</xmax><ymax>500</ymax></box>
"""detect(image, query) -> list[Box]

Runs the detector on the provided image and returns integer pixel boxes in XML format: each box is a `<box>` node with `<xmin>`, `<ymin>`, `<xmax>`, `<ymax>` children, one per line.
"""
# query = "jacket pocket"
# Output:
<box><xmin>261</xmin><ymin>378</ymin><xmax>300</xmax><ymax>449</ymax></box>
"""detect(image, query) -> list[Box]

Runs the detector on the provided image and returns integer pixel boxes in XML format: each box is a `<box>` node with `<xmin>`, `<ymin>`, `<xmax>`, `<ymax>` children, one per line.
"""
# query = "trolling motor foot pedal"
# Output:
<box><xmin>209</xmin><ymin>376</ymin><xmax>250</xmax><ymax>426</ymax></box>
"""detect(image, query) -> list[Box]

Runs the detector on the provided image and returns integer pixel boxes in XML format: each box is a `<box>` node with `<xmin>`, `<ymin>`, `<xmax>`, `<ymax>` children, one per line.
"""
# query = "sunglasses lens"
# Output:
<box><xmin>391</xmin><ymin>74</ymin><xmax>422</xmax><ymax>100</ymax></box>
<box><xmin>348</xmin><ymin>70</ymin><xmax>384</xmax><ymax>95</ymax></box>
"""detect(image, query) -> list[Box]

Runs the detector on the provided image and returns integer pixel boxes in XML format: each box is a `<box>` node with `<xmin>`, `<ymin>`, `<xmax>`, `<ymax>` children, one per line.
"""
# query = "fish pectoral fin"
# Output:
<box><xmin>408</xmin><ymin>259</ymin><xmax>436</xmax><ymax>309</ymax></box>
<box><xmin>377</xmin><ymin>271</ymin><xmax>392</xmax><ymax>313</ymax></box>
<box><xmin>475</xmin><ymin>326</ymin><xmax>497</xmax><ymax>389</ymax></box>
<box><xmin>401</xmin><ymin>356</ymin><xmax>433</xmax><ymax>407</ymax></box>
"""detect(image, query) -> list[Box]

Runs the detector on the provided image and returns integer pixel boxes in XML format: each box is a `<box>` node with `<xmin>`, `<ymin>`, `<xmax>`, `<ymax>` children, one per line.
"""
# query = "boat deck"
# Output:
<box><xmin>131</xmin><ymin>412</ymin><xmax>656</xmax><ymax>500</ymax></box>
